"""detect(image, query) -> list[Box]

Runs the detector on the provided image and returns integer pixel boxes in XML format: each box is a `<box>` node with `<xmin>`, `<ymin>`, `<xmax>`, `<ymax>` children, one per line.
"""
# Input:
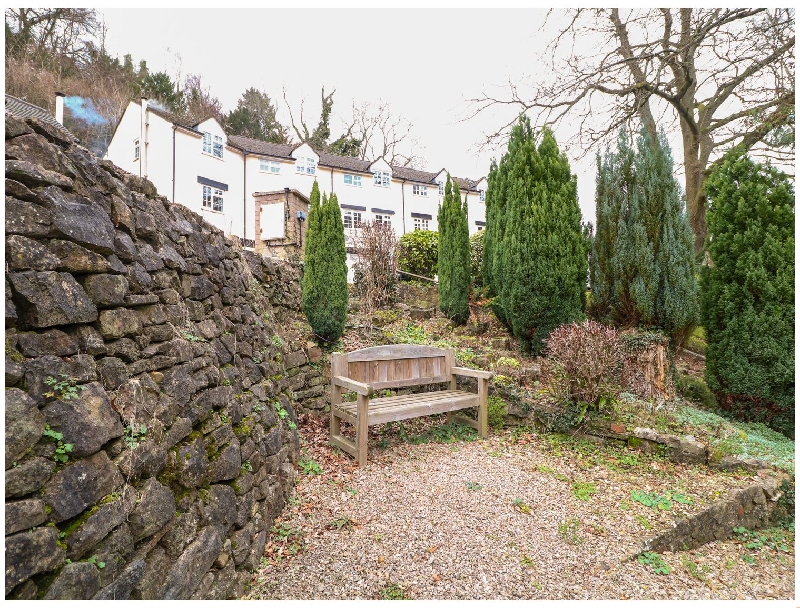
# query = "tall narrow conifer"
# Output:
<box><xmin>437</xmin><ymin>175</ymin><xmax>470</xmax><ymax>324</ymax></box>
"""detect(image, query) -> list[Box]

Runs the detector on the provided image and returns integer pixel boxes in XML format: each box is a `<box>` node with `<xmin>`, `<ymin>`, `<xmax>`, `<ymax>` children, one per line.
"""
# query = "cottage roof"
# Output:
<box><xmin>5</xmin><ymin>94</ymin><xmax>78</xmax><ymax>141</ymax></box>
<box><xmin>227</xmin><ymin>135</ymin><xmax>299</xmax><ymax>158</ymax></box>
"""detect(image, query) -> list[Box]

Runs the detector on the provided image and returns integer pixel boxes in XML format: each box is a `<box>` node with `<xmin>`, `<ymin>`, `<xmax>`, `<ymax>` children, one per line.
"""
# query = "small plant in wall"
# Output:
<box><xmin>42</xmin><ymin>425</ymin><xmax>73</xmax><ymax>463</ymax></box>
<box><xmin>87</xmin><ymin>555</ymin><xmax>106</xmax><ymax>569</ymax></box>
<box><xmin>44</xmin><ymin>375</ymin><xmax>85</xmax><ymax>400</ymax></box>
<box><xmin>123</xmin><ymin>423</ymin><xmax>147</xmax><ymax>450</ymax></box>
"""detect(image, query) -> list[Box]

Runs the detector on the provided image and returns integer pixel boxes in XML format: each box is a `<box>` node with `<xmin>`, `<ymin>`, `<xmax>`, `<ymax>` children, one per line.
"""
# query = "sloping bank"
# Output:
<box><xmin>4</xmin><ymin>115</ymin><xmax>323</xmax><ymax>599</ymax></box>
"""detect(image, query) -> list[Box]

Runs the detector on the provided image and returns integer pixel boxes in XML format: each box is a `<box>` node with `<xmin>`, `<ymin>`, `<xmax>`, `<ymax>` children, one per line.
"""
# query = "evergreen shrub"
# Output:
<box><xmin>437</xmin><ymin>175</ymin><xmax>470</xmax><ymax>324</ymax></box>
<box><xmin>397</xmin><ymin>230</ymin><xmax>438</xmax><ymax>278</ymax></box>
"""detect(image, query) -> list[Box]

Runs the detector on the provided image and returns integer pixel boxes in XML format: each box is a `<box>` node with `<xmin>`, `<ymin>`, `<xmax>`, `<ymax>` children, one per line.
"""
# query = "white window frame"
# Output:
<box><xmin>259</xmin><ymin>159</ymin><xmax>281</xmax><ymax>174</ymax></box>
<box><xmin>373</xmin><ymin>170</ymin><xmax>390</xmax><ymax>187</ymax></box>
<box><xmin>213</xmin><ymin>135</ymin><xmax>223</xmax><ymax>158</ymax></box>
<box><xmin>343</xmin><ymin>210</ymin><xmax>362</xmax><ymax>229</ymax></box>
<box><xmin>413</xmin><ymin>217</ymin><xmax>429</xmax><ymax>231</ymax></box>
<box><xmin>374</xmin><ymin>214</ymin><xmax>392</xmax><ymax>226</ymax></box>
<box><xmin>412</xmin><ymin>184</ymin><xmax>428</xmax><ymax>197</ymax></box>
<box><xmin>479</xmin><ymin>189</ymin><xmax>486</xmax><ymax>202</ymax></box>
<box><xmin>202</xmin><ymin>132</ymin><xmax>224</xmax><ymax>159</ymax></box>
<box><xmin>437</xmin><ymin>181</ymin><xmax>444</xmax><ymax>196</ymax></box>
<box><xmin>296</xmin><ymin>156</ymin><xmax>316</xmax><ymax>175</ymax></box>
<box><xmin>202</xmin><ymin>132</ymin><xmax>212</xmax><ymax>155</ymax></box>
<box><xmin>343</xmin><ymin>174</ymin><xmax>362</xmax><ymax>187</ymax></box>
<box><xmin>134</xmin><ymin>138</ymin><xmax>140</xmax><ymax>161</ymax></box>
<box><xmin>202</xmin><ymin>185</ymin><xmax>224</xmax><ymax>212</ymax></box>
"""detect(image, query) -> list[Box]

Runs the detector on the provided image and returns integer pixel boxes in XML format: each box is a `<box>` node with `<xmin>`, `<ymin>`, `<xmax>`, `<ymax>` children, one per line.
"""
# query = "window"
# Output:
<box><xmin>373</xmin><ymin>170</ymin><xmax>390</xmax><ymax>187</ymax></box>
<box><xmin>343</xmin><ymin>174</ymin><xmax>362</xmax><ymax>187</ymax></box>
<box><xmin>296</xmin><ymin>156</ymin><xmax>316</xmax><ymax>175</ymax></box>
<box><xmin>412</xmin><ymin>184</ymin><xmax>428</xmax><ymax>197</ymax></box>
<box><xmin>413</xmin><ymin>217</ymin><xmax>429</xmax><ymax>231</ymax></box>
<box><xmin>202</xmin><ymin>132</ymin><xmax>223</xmax><ymax>158</ymax></box>
<box><xmin>437</xmin><ymin>181</ymin><xmax>444</xmax><ymax>196</ymax></box>
<box><xmin>479</xmin><ymin>189</ymin><xmax>486</xmax><ymax>202</ymax></box>
<box><xmin>374</xmin><ymin>214</ymin><xmax>391</xmax><ymax>226</ymax></box>
<box><xmin>202</xmin><ymin>185</ymin><xmax>224</xmax><ymax>212</ymax></box>
<box><xmin>134</xmin><ymin>139</ymin><xmax>140</xmax><ymax>161</ymax></box>
<box><xmin>259</xmin><ymin>159</ymin><xmax>281</xmax><ymax>174</ymax></box>
<box><xmin>343</xmin><ymin>210</ymin><xmax>362</xmax><ymax>229</ymax></box>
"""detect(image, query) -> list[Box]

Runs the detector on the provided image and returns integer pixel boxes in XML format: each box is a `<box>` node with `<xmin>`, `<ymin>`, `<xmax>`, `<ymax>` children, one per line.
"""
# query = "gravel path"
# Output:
<box><xmin>246</xmin><ymin>419</ymin><xmax>795</xmax><ymax>600</ymax></box>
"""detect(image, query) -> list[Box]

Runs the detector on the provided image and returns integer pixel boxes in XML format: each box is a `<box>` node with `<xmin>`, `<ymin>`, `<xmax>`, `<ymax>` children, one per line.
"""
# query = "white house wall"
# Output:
<box><xmin>104</xmin><ymin>101</ymin><xmax>141</xmax><ymax>177</ymax></box>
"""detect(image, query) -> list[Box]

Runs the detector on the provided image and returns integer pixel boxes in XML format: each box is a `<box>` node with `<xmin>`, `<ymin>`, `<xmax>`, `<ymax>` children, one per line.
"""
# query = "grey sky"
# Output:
<box><xmin>98</xmin><ymin>8</ymin><xmax>599</xmax><ymax>222</ymax></box>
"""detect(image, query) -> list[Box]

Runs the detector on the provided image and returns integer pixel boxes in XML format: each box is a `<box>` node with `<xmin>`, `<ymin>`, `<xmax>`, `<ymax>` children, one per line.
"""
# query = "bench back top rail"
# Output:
<box><xmin>332</xmin><ymin>344</ymin><xmax>455</xmax><ymax>390</ymax></box>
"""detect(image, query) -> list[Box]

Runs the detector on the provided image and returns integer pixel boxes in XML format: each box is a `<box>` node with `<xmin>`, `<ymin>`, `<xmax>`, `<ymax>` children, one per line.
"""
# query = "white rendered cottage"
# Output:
<box><xmin>105</xmin><ymin>99</ymin><xmax>487</xmax><ymax>252</ymax></box>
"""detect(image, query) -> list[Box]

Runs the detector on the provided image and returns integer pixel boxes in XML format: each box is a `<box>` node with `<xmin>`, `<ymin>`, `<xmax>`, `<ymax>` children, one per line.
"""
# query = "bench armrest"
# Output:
<box><xmin>333</xmin><ymin>376</ymin><xmax>374</xmax><ymax>396</ymax></box>
<box><xmin>451</xmin><ymin>367</ymin><xmax>493</xmax><ymax>380</ymax></box>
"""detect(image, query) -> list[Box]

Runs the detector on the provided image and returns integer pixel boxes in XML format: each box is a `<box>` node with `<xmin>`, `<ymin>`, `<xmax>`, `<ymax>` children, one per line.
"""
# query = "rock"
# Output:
<box><xmin>36</xmin><ymin>186</ymin><xmax>116</xmax><ymax>253</ymax></box>
<box><xmin>41</xmin><ymin>382</ymin><xmax>123</xmax><ymax>458</ymax></box>
<box><xmin>92</xmin><ymin>559</ymin><xmax>145</xmax><ymax>600</ymax></box>
<box><xmin>48</xmin><ymin>239</ymin><xmax>113</xmax><ymax>273</ymax></box>
<box><xmin>104</xmin><ymin>338</ymin><xmax>141</xmax><ymax>362</ymax></box>
<box><xmin>42</xmin><ymin>451</ymin><xmax>119</xmax><ymax>522</ymax></box>
<box><xmin>245</xmin><ymin>529</ymin><xmax>268</xmax><ymax>571</ymax></box>
<box><xmin>96</xmin><ymin>357</ymin><xmax>129</xmax><ymax>390</ymax></box>
<box><xmin>9</xmin><ymin>271</ymin><xmax>98</xmax><ymax>328</ymax></box>
<box><xmin>117</xmin><ymin>439</ymin><xmax>168</xmax><ymax>480</ymax></box>
<box><xmin>199</xmin><ymin>485</ymin><xmax>236</xmax><ymax>531</ymax></box>
<box><xmin>5</xmin><ymin>178</ymin><xmax>36</xmax><ymax>201</ymax></box>
<box><xmin>98</xmin><ymin>308</ymin><xmax>142</xmax><ymax>339</ymax></box>
<box><xmin>171</xmin><ymin>435</ymin><xmax>209</xmax><ymax>488</ymax></box>
<box><xmin>17</xmin><ymin>328</ymin><xmax>78</xmax><ymax>358</ymax></box>
<box><xmin>42</xmin><ymin>561</ymin><xmax>101</xmax><ymax>600</ymax></box>
<box><xmin>5</xmin><ymin>499</ymin><xmax>48</xmax><ymax>535</ymax></box>
<box><xmin>263</xmin><ymin>426</ymin><xmax>282</xmax><ymax>456</ymax></box>
<box><xmin>8</xmin><ymin>579</ymin><xmax>37</xmax><ymax>600</ymax></box>
<box><xmin>161</xmin><ymin>526</ymin><xmax>224</xmax><ymax>600</ymax></box>
<box><xmin>632</xmin><ymin>427</ymin><xmax>707</xmax><ymax>465</ymax></box>
<box><xmin>284</xmin><ymin>350</ymin><xmax>308</xmax><ymax>369</ymax></box>
<box><xmin>5</xmin><ymin>234</ymin><xmax>60</xmax><ymax>271</ymax></box>
<box><xmin>82</xmin><ymin>274</ymin><xmax>129</xmax><ymax>307</ymax></box>
<box><xmin>5</xmin><ymin>388</ymin><xmax>46</xmax><ymax>468</ymax></box>
<box><xmin>161</xmin><ymin>511</ymin><xmax>199</xmax><ymax>559</ymax></box>
<box><xmin>128</xmin><ymin>478</ymin><xmax>175</xmax><ymax>542</ymax></box>
<box><xmin>189</xmin><ymin>386</ymin><xmax>234</xmax><ymax>424</ymax></box>
<box><xmin>5</xmin><ymin>527</ymin><xmax>65</xmax><ymax>594</ymax></box>
<box><xmin>231</xmin><ymin>523</ymin><xmax>253</xmax><ymax>566</ymax></box>
<box><xmin>69</xmin><ymin>325</ymin><xmax>107</xmax><ymax>356</ymax></box>
<box><xmin>181</xmin><ymin>274</ymin><xmax>216</xmax><ymax>300</ymax></box>
<box><xmin>66</xmin><ymin>489</ymin><xmax>137</xmax><ymax>560</ymax></box>
<box><xmin>27</xmin><ymin>116</ymin><xmax>75</xmax><ymax>146</ymax></box>
<box><xmin>206</xmin><ymin>442</ymin><xmax>242</xmax><ymax>483</ymax></box>
<box><xmin>5</xmin><ymin>159</ymin><xmax>73</xmax><ymax>189</ymax></box>
<box><xmin>5</xmin><ymin>197</ymin><xmax>52</xmax><ymax>237</ymax></box>
<box><xmin>5</xmin><ymin>114</ymin><xmax>33</xmax><ymax>138</ymax></box>
<box><xmin>5</xmin><ymin>133</ymin><xmax>75</xmax><ymax>178</ymax></box>
<box><xmin>306</xmin><ymin>345</ymin><xmax>322</xmax><ymax>362</ymax></box>
<box><xmin>5</xmin><ymin>457</ymin><xmax>55</xmax><ymax>498</ymax></box>
<box><xmin>110</xmin><ymin>195</ymin><xmax>136</xmax><ymax>236</ymax></box>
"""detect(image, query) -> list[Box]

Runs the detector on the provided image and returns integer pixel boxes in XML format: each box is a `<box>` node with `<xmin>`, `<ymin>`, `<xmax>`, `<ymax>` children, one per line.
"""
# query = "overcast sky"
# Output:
<box><xmin>98</xmin><ymin>8</ymin><xmax>602</xmax><ymax>222</ymax></box>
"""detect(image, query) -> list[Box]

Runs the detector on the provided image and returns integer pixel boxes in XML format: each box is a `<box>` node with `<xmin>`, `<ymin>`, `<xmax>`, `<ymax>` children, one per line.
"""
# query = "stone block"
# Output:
<box><xmin>17</xmin><ymin>328</ymin><xmax>78</xmax><ymax>358</ymax></box>
<box><xmin>42</xmin><ymin>561</ymin><xmax>101</xmax><ymax>600</ymax></box>
<box><xmin>5</xmin><ymin>457</ymin><xmax>55</xmax><ymax>498</ymax></box>
<box><xmin>5</xmin><ymin>197</ymin><xmax>52</xmax><ymax>238</ymax></box>
<box><xmin>42</xmin><ymin>451</ymin><xmax>119</xmax><ymax>522</ymax></box>
<box><xmin>98</xmin><ymin>308</ymin><xmax>142</xmax><ymax>339</ymax></box>
<box><xmin>48</xmin><ymin>239</ymin><xmax>112</xmax><ymax>273</ymax></box>
<box><xmin>82</xmin><ymin>274</ymin><xmax>128</xmax><ymax>307</ymax></box>
<box><xmin>5</xmin><ymin>499</ymin><xmax>48</xmax><ymax>536</ymax></box>
<box><xmin>5</xmin><ymin>388</ymin><xmax>46</xmax><ymax>468</ymax></box>
<box><xmin>161</xmin><ymin>526</ymin><xmax>223</xmax><ymax>600</ymax></box>
<box><xmin>5</xmin><ymin>234</ymin><xmax>59</xmax><ymax>271</ymax></box>
<box><xmin>66</xmin><ymin>489</ymin><xmax>137</xmax><ymax>560</ymax></box>
<box><xmin>5</xmin><ymin>527</ymin><xmax>65</xmax><ymax>594</ymax></box>
<box><xmin>9</xmin><ymin>271</ymin><xmax>97</xmax><ymax>328</ymax></box>
<box><xmin>128</xmin><ymin>478</ymin><xmax>176</xmax><ymax>542</ymax></box>
<box><xmin>5</xmin><ymin>159</ymin><xmax>73</xmax><ymax>189</ymax></box>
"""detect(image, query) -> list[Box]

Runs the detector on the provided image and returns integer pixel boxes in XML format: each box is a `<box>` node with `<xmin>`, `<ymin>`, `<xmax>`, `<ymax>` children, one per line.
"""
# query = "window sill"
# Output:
<box><xmin>201</xmin><ymin>207</ymin><xmax>225</xmax><ymax>215</ymax></box>
<box><xmin>201</xmin><ymin>152</ymin><xmax>224</xmax><ymax>160</ymax></box>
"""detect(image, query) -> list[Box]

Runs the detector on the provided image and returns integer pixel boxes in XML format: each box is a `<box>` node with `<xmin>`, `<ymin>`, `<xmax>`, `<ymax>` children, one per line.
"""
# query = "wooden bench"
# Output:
<box><xmin>329</xmin><ymin>344</ymin><xmax>493</xmax><ymax>466</ymax></box>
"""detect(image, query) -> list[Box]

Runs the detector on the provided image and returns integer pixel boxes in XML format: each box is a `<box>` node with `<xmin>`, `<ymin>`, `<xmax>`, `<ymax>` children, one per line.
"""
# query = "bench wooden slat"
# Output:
<box><xmin>347</xmin><ymin>344</ymin><xmax>449</xmax><ymax>362</ymax></box>
<box><xmin>335</xmin><ymin>390</ymin><xmax>478</xmax><ymax>426</ymax></box>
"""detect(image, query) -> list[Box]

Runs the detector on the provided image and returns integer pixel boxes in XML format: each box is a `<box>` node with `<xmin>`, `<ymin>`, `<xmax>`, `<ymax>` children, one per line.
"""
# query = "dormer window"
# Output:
<box><xmin>479</xmin><ymin>189</ymin><xmax>486</xmax><ymax>202</ymax></box>
<box><xmin>203</xmin><ymin>132</ymin><xmax>223</xmax><ymax>158</ymax></box>
<box><xmin>412</xmin><ymin>184</ymin><xmax>428</xmax><ymax>197</ymax></box>
<box><xmin>373</xmin><ymin>170</ymin><xmax>390</xmax><ymax>187</ymax></box>
<box><xmin>296</xmin><ymin>156</ymin><xmax>316</xmax><ymax>175</ymax></box>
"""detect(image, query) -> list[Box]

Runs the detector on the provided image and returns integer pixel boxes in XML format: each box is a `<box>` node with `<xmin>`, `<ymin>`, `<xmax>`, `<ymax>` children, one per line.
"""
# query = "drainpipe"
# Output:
<box><xmin>400</xmin><ymin>178</ymin><xmax>407</xmax><ymax>233</ymax></box>
<box><xmin>140</xmin><ymin>97</ymin><xmax>148</xmax><ymax>178</ymax></box>
<box><xmin>243</xmin><ymin>152</ymin><xmax>248</xmax><ymax>245</ymax></box>
<box><xmin>54</xmin><ymin>91</ymin><xmax>65</xmax><ymax>125</ymax></box>
<box><xmin>171</xmin><ymin>125</ymin><xmax>176</xmax><ymax>203</ymax></box>
<box><xmin>284</xmin><ymin>187</ymin><xmax>291</xmax><ymax>243</ymax></box>
<box><xmin>330</xmin><ymin>167</ymin><xmax>334</xmax><ymax>193</ymax></box>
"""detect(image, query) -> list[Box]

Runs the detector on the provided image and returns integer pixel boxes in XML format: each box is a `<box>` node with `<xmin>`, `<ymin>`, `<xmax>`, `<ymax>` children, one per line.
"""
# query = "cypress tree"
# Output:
<box><xmin>302</xmin><ymin>184</ymin><xmax>348</xmax><ymax>342</ymax></box>
<box><xmin>701</xmin><ymin>148</ymin><xmax>794</xmax><ymax>436</ymax></box>
<box><xmin>437</xmin><ymin>175</ymin><xmax>470</xmax><ymax>324</ymax></box>
<box><xmin>492</xmin><ymin>122</ymin><xmax>586</xmax><ymax>354</ymax></box>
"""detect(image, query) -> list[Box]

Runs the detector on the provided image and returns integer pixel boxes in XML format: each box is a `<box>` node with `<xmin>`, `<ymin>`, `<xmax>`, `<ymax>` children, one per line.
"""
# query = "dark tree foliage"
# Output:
<box><xmin>590</xmin><ymin>128</ymin><xmax>698</xmax><ymax>341</ymax></box>
<box><xmin>701</xmin><ymin>148</ymin><xmax>795</xmax><ymax>436</ymax></box>
<box><xmin>225</xmin><ymin>87</ymin><xmax>289</xmax><ymax>143</ymax></box>
<box><xmin>437</xmin><ymin>175</ymin><xmax>471</xmax><ymax>325</ymax></box>
<box><xmin>302</xmin><ymin>182</ymin><xmax>348</xmax><ymax>343</ymax></box>
<box><xmin>486</xmin><ymin>117</ymin><xmax>587</xmax><ymax>353</ymax></box>
<box><xmin>138</xmin><ymin>71</ymin><xmax>184</xmax><ymax>114</ymax></box>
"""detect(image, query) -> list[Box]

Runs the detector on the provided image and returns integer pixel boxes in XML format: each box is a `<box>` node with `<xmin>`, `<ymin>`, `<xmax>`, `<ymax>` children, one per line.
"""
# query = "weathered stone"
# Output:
<box><xmin>161</xmin><ymin>511</ymin><xmax>199</xmax><ymax>559</ymax></box>
<box><xmin>206</xmin><ymin>442</ymin><xmax>242</xmax><ymax>483</ymax></box>
<box><xmin>110</xmin><ymin>195</ymin><xmax>136</xmax><ymax>236</ymax></box>
<box><xmin>125</xmin><ymin>293</ymin><xmax>159</xmax><ymax>306</ymax></box>
<box><xmin>196</xmin><ymin>319</ymin><xmax>221</xmax><ymax>339</ymax></box>
<box><xmin>23</xmin><ymin>354</ymin><xmax>97</xmax><ymax>405</ymax></box>
<box><xmin>5</xmin><ymin>388</ymin><xmax>46</xmax><ymax>468</ymax></box>
<box><xmin>82</xmin><ymin>274</ymin><xmax>128</xmax><ymax>307</ymax></box>
<box><xmin>190</xmin><ymin>386</ymin><xmax>234</xmax><ymax>424</ymax></box>
<box><xmin>5</xmin><ymin>499</ymin><xmax>48</xmax><ymax>535</ymax></box>
<box><xmin>9</xmin><ymin>271</ymin><xmax>97</xmax><ymax>328</ymax></box>
<box><xmin>137</xmin><ymin>241</ymin><xmax>165</xmax><ymax>271</ymax></box>
<box><xmin>68</xmin><ymin>325</ymin><xmax>107</xmax><ymax>356</ymax></box>
<box><xmin>27</xmin><ymin>116</ymin><xmax>75</xmax><ymax>146</ymax></box>
<box><xmin>5</xmin><ymin>457</ymin><xmax>55</xmax><ymax>498</ymax></box>
<box><xmin>633</xmin><ymin>427</ymin><xmax>707</xmax><ymax>465</ymax></box>
<box><xmin>181</xmin><ymin>274</ymin><xmax>216</xmax><ymax>300</ymax></box>
<box><xmin>159</xmin><ymin>244</ymin><xmax>188</xmax><ymax>271</ymax></box>
<box><xmin>42</xmin><ymin>382</ymin><xmax>123</xmax><ymax>458</ymax></box>
<box><xmin>104</xmin><ymin>338</ymin><xmax>140</xmax><ymax>362</ymax></box>
<box><xmin>5</xmin><ymin>197</ymin><xmax>52</xmax><ymax>237</ymax></box>
<box><xmin>5</xmin><ymin>234</ymin><xmax>60</xmax><ymax>271</ymax></box>
<box><xmin>306</xmin><ymin>345</ymin><xmax>322</xmax><ymax>362</ymax></box>
<box><xmin>263</xmin><ymin>426</ymin><xmax>282</xmax><ymax>457</ymax></box>
<box><xmin>66</xmin><ymin>489</ymin><xmax>137</xmax><ymax>560</ymax></box>
<box><xmin>117</xmin><ymin>439</ymin><xmax>167</xmax><ymax>480</ymax></box>
<box><xmin>245</xmin><ymin>529</ymin><xmax>268</xmax><ymax>571</ymax></box>
<box><xmin>5</xmin><ymin>179</ymin><xmax>36</xmax><ymax>203</ymax></box>
<box><xmin>97</xmin><ymin>308</ymin><xmax>142</xmax><ymax>339</ymax></box>
<box><xmin>36</xmin><ymin>186</ymin><xmax>116</xmax><ymax>253</ymax></box>
<box><xmin>8</xmin><ymin>579</ymin><xmax>37</xmax><ymax>600</ymax></box>
<box><xmin>114</xmin><ymin>230</ymin><xmax>139</xmax><ymax>262</ymax></box>
<box><xmin>47</xmin><ymin>239</ymin><xmax>112</xmax><ymax>273</ymax></box>
<box><xmin>90</xmin><ymin>523</ymin><xmax>134</xmax><ymax>590</ymax></box>
<box><xmin>172</xmin><ymin>435</ymin><xmax>209</xmax><ymax>488</ymax></box>
<box><xmin>17</xmin><ymin>328</ymin><xmax>78</xmax><ymax>358</ymax></box>
<box><xmin>284</xmin><ymin>350</ymin><xmax>308</xmax><ymax>369</ymax></box>
<box><xmin>97</xmin><ymin>356</ymin><xmax>129</xmax><ymax>390</ymax></box>
<box><xmin>42</xmin><ymin>561</ymin><xmax>101</xmax><ymax>600</ymax></box>
<box><xmin>5</xmin><ymin>114</ymin><xmax>33</xmax><ymax>138</ymax></box>
<box><xmin>5</xmin><ymin>133</ymin><xmax>75</xmax><ymax>178</ymax></box>
<box><xmin>92</xmin><ymin>559</ymin><xmax>145</xmax><ymax>600</ymax></box>
<box><xmin>131</xmin><ymin>545</ymin><xmax>170</xmax><ymax>599</ymax></box>
<box><xmin>213</xmin><ymin>538</ymin><xmax>232</xmax><ymax>569</ymax></box>
<box><xmin>5</xmin><ymin>159</ymin><xmax>73</xmax><ymax>189</ymax></box>
<box><xmin>128</xmin><ymin>478</ymin><xmax>175</xmax><ymax>542</ymax></box>
<box><xmin>5</xmin><ymin>527</ymin><xmax>65</xmax><ymax>594</ymax></box>
<box><xmin>42</xmin><ymin>451</ymin><xmax>119</xmax><ymax>522</ymax></box>
<box><xmin>161</xmin><ymin>526</ymin><xmax>223</xmax><ymax>600</ymax></box>
<box><xmin>198</xmin><ymin>484</ymin><xmax>236</xmax><ymax>531</ymax></box>
<box><xmin>231</xmin><ymin>523</ymin><xmax>253</xmax><ymax>566</ymax></box>
<box><xmin>127</xmin><ymin>355</ymin><xmax>176</xmax><ymax>376</ymax></box>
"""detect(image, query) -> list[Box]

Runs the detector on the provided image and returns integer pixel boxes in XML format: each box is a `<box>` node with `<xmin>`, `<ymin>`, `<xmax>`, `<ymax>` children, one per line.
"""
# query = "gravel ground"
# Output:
<box><xmin>246</xmin><ymin>419</ymin><xmax>795</xmax><ymax>600</ymax></box>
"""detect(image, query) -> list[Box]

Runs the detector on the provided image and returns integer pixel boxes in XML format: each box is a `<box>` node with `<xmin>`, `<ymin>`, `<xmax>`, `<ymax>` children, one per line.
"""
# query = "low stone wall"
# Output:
<box><xmin>4</xmin><ymin>115</ymin><xmax>320</xmax><ymax>599</ymax></box>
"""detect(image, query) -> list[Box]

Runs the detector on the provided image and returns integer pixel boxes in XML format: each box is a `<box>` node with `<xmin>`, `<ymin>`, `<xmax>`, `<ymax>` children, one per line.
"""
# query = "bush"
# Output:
<box><xmin>469</xmin><ymin>230</ymin><xmax>484</xmax><ymax>288</ymax></box>
<box><xmin>487</xmin><ymin>395</ymin><xmax>507</xmax><ymax>430</ymax></box>
<box><xmin>397</xmin><ymin>230</ymin><xmax>438</xmax><ymax>278</ymax></box>
<box><xmin>351</xmin><ymin>220</ymin><xmax>398</xmax><ymax>314</ymax></box>
<box><xmin>545</xmin><ymin>320</ymin><xmax>623</xmax><ymax>421</ymax></box>
<box><xmin>675</xmin><ymin>374</ymin><xmax>717</xmax><ymax>410</ymax></box>
<box><xmin>701</xmin><ymin>148</ymin><xmax>794</xmax><ymax>437</ymax></box>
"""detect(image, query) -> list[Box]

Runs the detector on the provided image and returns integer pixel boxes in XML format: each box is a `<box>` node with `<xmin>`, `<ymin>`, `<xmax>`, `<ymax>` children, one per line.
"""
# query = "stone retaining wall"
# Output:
<box><xmin>4</xmin><ymin>115</ymin><xmax>321</xmax><ymax>599</ymax></box>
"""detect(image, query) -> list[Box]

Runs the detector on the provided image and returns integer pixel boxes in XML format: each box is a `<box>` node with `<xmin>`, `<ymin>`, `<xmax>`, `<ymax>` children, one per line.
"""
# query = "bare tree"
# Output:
<box><xmin>5</xmin><ymin>8</ymin><xmax>99</xmax><ymax>65</ymax></box>
<box><xmin>469</xmin><ymin>8</ymin><xmax>795</xmax><ymax>255</ymax></box>
<box><xmin>180</xmin><ymin>73</ymin><xmax>223</xmax><ymax>124</ymax></box>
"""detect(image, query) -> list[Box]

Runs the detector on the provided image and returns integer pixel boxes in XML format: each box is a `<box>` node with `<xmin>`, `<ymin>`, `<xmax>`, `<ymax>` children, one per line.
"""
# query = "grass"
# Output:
<box><xmin>571</xmin><ymin>481</ymin><xmax>597</xmax><ymax>501</ymax></box>
<box><xmin>557</xmin><ymin>518</ymin><xmax>583</xmax><ymax>545</ymax></box>
<box><xmin>638</xmin><ymin>551</ymin><xmax>670</xmax><ymax>575</ymax></box>
<box><xmin>380</xmin><ymin>583</ymin><xmax>408</xmax><ymax>600</ymax></box>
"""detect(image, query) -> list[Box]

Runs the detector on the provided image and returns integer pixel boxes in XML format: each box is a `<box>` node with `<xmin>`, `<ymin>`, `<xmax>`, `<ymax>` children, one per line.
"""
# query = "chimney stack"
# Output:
<box><xmin>55</xmin><ymin>91</ymin><xmax>65</xmax><ymax>125</ymax></box>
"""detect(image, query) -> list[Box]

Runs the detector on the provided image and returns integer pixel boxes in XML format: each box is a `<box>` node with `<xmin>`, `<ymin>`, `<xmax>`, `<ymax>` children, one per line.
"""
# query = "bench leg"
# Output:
<box><xmin>356</xmin><ymin>393</ymin><xmax>369</xmax><ymax>466</ymax></box>
<box><xmin>330</xmin><ymin>384</ymin><xmax>342</xmax><ymax>441</ymax></box>
<box><xmin>477</xmin><ymin>378</ymin><xmax>488</xmax><ymax>439</ymax></box>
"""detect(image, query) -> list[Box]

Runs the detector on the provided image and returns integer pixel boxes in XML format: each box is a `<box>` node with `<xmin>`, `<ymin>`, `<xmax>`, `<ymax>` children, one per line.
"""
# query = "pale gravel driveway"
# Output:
<box><xmin>247</xmin><ymin>423</ymin><xmax>795</xmax><ymax>600</ymax></box>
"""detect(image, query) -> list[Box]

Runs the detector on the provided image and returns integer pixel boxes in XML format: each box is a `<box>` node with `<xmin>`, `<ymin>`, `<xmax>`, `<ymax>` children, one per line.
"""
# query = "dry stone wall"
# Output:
<box><xmin>4</xmin><ymin>115</ymin><xmax>322</xmax><ymax>599</ymax></box>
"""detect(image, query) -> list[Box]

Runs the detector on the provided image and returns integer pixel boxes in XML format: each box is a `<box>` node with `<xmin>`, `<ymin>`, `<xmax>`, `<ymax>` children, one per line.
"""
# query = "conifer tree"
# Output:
<box><xmin>490</xmin><ymin>120</ymin><xmax>586</xmax><ymax>354</ymax></box>
<box><xmin>701</xmin><ymin>148</ymin><xmax>794</xmax><ymax>436</ymax></box>
<box><xmin>437</xmin><ymin>175</ymin><xmax>470</xmax><ymax>324</ymax></box>
<box><xmin>302</xmin><ymin>183</ymin><xmax>348</xmax><ymax>342</ymax></box>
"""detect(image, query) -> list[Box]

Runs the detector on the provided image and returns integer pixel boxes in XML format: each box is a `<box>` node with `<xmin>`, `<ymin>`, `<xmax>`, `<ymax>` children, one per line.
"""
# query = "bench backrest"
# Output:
<box><xmin>332</xmin><ymin>344</ymin><xmax>454</xmax><ymax>390</ymax></box>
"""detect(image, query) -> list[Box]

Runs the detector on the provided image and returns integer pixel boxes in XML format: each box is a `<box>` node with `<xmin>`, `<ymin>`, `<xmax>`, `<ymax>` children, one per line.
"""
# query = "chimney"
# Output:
<box><xmin>140</xmin><ymin>98</ymin><xmax>148</xmax><ymax>178</ymax></box>
<box><xmin>54</xmin><ymin>91</ymin><xmax>65</xmax><ymax>125</ymax></box>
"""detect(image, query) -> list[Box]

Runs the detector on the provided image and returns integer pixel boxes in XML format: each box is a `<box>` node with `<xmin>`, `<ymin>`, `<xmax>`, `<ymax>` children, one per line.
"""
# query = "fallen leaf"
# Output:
<box><xmin>432</xmin><ymin>574</ymin><xmax>441</xmax><ymax>582</ymax></box>
<box><xmin>378</xmin><ymin>556</ymin><xmax>385</xmax><ymax>564</ymax></box>
<box><xmin>427</xmin><ymin>546</ymin><xmax>439</xmax><ymax>553</ymax></box>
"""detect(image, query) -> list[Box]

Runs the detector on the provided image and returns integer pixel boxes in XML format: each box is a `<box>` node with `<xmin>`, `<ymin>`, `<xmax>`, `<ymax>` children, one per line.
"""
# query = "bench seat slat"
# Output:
<box><xmin>334</xmin><ymin>390</ymin><xmax>478</xmax><ymax>426</ymax></box>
